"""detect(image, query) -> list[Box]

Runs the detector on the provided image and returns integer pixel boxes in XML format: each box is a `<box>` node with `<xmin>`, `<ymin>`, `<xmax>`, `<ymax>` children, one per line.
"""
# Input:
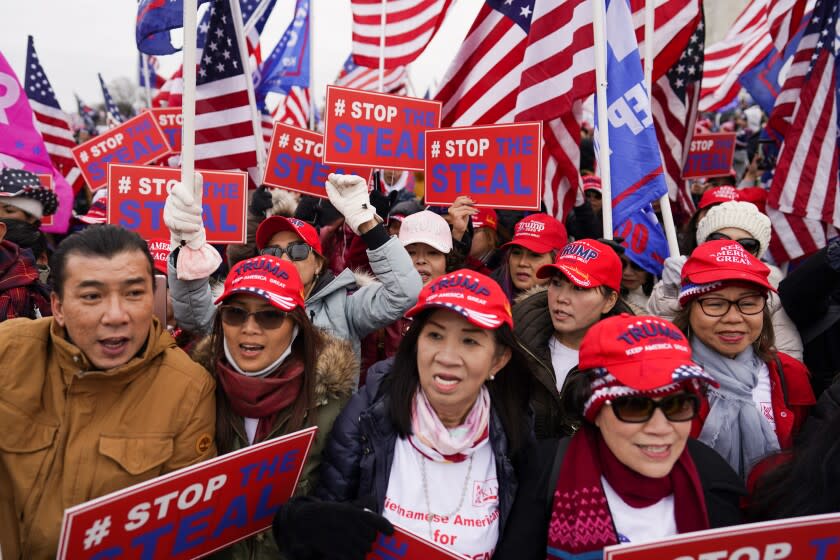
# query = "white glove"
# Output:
<box><xmin>164</xmin><ymin>172</ymin><xmax>205</xmax><ymax>250</ymax></box>
<box><xmin>325</xmin><ymin>173</ymin><xmax>376</xmax><ymax>235</ymax></box>
<box><xmin>661</xmin><ymin>254</ymin><xmax>688</xmax><ymax>298</ymax></box>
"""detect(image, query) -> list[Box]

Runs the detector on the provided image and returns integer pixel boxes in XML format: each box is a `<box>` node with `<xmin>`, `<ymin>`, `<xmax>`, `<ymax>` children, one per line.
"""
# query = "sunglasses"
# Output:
<box><xmin>705</xmin><ymin>232</ymin><xmax>761</xmax><ymax>255</ymax></box>
<box><xmin>219</xmin><ymin>305</ymin><xmax>287</xmax><ymax>329</ymax></box>
<box><xmin>607</xmin><ymin>393</ymin><xmax>700</xmax><ymax>423</ymax></box>
<box><xmin>259</xmin><ymin>241</ymin><xmax>312</xmax><ymax>261</ymax></box>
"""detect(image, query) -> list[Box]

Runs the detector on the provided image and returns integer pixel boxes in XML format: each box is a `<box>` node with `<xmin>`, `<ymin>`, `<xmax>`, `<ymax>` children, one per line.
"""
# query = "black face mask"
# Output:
<box><xmin>0</xmin><ymin>217</ymin><xmax>41</xmax><ymax>248</ymax></box>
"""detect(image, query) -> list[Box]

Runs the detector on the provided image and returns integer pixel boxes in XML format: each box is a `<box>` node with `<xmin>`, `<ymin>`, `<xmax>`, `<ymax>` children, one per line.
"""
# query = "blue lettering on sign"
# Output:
<box><xmin>370</xmin><ymin>534</ymin><xmax>408</xmax><ymax>559</ymax></box>
<box><xmin>810</xmin><ymin>536</ymin><xmax>840</xmax><ymax>560</ymax></box>
<box><xmin>131</xmin><ymin>523</ymin><xmax>174</xmax><ymax>559</ymax></box>
<box><xmin>686</xmin><ymin>152</ymin><xmax>728</xmax><ymax>173</ymax></box>
<box><xmin>273</xmin><ymin>153</ymin><xmax>293</xmax><ymax>178</ymax></box>
<box><xmin>212</xmin><ymin>495</ymin><xmax>249</xmax><ymax>538</ymax></box>
<box><xmin>118</xmin><ymin>201</ymin><xmax>236</xmax><ymax>234</ymax></box>
<box><xmin>496</xmin><ymin>136</ymin><xmax>535</xmax><ymax>156</ymax></box>
<box><xmin>163</xmin><ymin>127</ymin><xmax>181</xmax><ymax>148</ymax></box>
<box><xmin>334</xmin><ymin>124</ymin><xmax>353</xmax><ymax>153</ymax></box>
<box><xmin>119</xmin><ymin>200</ymin><xmax>141</xmax><ymax>228</ymax></box>
<box><xmin>333</xmin><ymin>125</ymin><xmax>423</xmax><ymax>161</ymax></box>
<box><xmin>87</xmin><ymin>162</ymin><xmax>105</xmax><ymax>182</ymax></box>
<box><xmin>172</xmin><ymin>506</ymin><xmax>213</xmax><ymax>554</ymax></box>
<box><xmin>205</xmin><ymin>182</ymin><xmax>240</xmax><ymax>199</ymax></box>
<box><xmin>254</xmin><ymin>483</ymin><xmax>282</xmax><ymax>521</ymax></box>
<box><xmin>402</xmin><ymin>108</ymin><xmax>436</xmax><ymax>127</ymax></box>
<box><xmin>91</xmin><ymin>548</ymin><xmax>123</xmax><ymax>559</ymax></box>
<box><xmin>430</xmin><ymin>163</ymin><xmax>532</xmax><ymax>196</ymax></box>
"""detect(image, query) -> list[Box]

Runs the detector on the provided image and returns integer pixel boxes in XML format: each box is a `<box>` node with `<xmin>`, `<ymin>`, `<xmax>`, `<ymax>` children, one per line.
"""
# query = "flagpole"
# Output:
<box><xmin>644</xmin><ymin>0</ymin><xmax>680</xmax><ymax>257</ymax></box>
<box><xmin>141</xmin><ymin>54</ymin><xmax>153</xmax><ymax>108</ymax></box>
<box><xmin>243</xmin><ymin>0</ymin><xmax>273</xmax><ymax>33</ymax></box>
<box><xmin>230</xmin><ymin>0</ymin><xmax>268</xmax><ymax>179</ymax></box>
<box><xmin>378</xmin><ymin>0</ymin><xmax>386</xmax><ymax>93</ymax></box>
<box><xmin>592</xmin><ymin>0</ymin><xmax>612</xmax><ymax>239</ymax></box>
<box><xmin>308</xmin><ymin>0</ymin><xmax>316</xmax><ymax>130</ymax></box>
<box><xmin>182</xmin><ymin>0</ymin><xmax>197</xmax><ymax>213</ymax></box>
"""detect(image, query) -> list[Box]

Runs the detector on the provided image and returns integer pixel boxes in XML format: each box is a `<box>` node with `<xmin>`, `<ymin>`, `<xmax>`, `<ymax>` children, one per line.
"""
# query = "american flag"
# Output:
<box><xmin>334</xmin><ymin>55</ymin><xmax>409</xmax><ymax>94</ymax></box>
<box><xmin>194</xmin><ymin>0</ymin><xmax>258</xmax><ymax>171</ymax></box>
<box><xmin>767</xmin><ymin>0</ymin><xmax>839</xmax><ymax>262</ymax></box>
<box><xmin>436</xmin><ymin>0</ymin><xmax>699</xmax><ymax>219</ymax></box>
<box><xmin>768</xmin><ymin>0</ymin><xmax>813</xmax><ymax>51</ymax></box>
<box><xmin>75</xmin><ymin>93</ymin><xmax>98</xmax><ymax>134</ymax></box>
<box><xmin>699</xmin><ymin>0</ymin><xmax>772</xmax><ymax>112</ymax></box>
<box><xmin>241</xmin><ymin>0</ymin><xmax>278</xmax><ymax>66</ymax></box>
<box><xmin>651</xmin><ymin>15</ymin><xmax>704</xmax><ymax>220</ymax></box>
<box><xmin>275</xmin><ymin>86</ymin><xmax>312</xmax><ymax>129</ymax></box>
<box><xmin>153</xmin><ymin>67</ymin><xmax>184</xmax><ymax>108</ymax></box>
<box><xmin>23</xmin><ymin>36</ymin><xmax>85</xmax><ymax>194</ymax></box>
<box><xmin>350</xmin><ymin>0</ymin><xmax>454</xmax><ymax>69</ymax></box>
<box><xmin>98</xmin><ymin>73</ymin><xmax>124</xmax><ymax>126</ymax></box>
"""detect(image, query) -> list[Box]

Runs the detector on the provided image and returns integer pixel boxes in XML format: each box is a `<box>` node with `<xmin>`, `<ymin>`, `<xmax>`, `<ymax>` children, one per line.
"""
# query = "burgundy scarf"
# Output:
<box><xmin>215</xmin><ymin>355</ymin><xmax>305</xmax><ymax>443</ymax></box>
<box><xmin>546</xmin><ymin>425</ymin><xmax>709</xmax><ymax>559</ymax></box>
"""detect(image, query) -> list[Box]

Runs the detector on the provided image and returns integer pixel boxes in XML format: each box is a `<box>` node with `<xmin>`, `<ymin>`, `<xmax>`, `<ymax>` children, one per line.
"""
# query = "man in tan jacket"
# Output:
<box><xmin>0</xmin><ymin>225</ymin><xmax>216</xmax><ymax>559</ymax></box>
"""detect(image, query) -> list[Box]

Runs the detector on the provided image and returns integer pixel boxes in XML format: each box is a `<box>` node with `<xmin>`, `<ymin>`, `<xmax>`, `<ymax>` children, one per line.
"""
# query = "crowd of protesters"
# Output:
<box><xmin>2</xmin><ymin>102</ymin><xmax>840</xmax><ymax>560</ymax></box>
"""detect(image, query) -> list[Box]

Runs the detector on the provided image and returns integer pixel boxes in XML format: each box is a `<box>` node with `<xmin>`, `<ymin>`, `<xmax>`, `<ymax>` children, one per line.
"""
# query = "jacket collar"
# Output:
<box><xmin>50</xmin><ymin>317</ymin><xmax>171</xmax><ymax>387</ymax></box>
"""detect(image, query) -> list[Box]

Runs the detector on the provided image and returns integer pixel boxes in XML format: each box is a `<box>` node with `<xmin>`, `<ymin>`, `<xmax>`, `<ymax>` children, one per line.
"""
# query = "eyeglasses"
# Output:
<box><xmin>705</xmin><ymin>232</ymin><xmax>761</xmax><ymax>255</ymax></box>
<box><xmin>219</xmin><ymin>305</ymin><xmax>287</xmax><ymax>329</ymax></box>
<box><xmin>608</xmin><ymin>393</ymin><xmax>700</xmax><ymax>423</ymax></box>
<box><xmin>260</xmin><ymin>241</ymin><xmax>312</xmax><ymax>261</ymax></box>
<box><xmin>696</xmin><ymin>295</ymin><xmax>766</xmax><ymax>317</ymax></box>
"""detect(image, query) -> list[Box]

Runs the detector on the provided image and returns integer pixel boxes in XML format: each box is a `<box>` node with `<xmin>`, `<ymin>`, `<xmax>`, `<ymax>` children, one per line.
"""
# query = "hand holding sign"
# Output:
<box><xmin>163</xmin><ymin>172</ymin><xmax>222</xmax><ymax>280</ymax></box>
<box><xmin>325</xmin><ymin>173</ymin><xmax>378</xmax><ymax>235</ymax></box>
<box><xmin>273</xmin><ymin>497</ymin><xmax>394</xmax><ymax>559</ymax></box>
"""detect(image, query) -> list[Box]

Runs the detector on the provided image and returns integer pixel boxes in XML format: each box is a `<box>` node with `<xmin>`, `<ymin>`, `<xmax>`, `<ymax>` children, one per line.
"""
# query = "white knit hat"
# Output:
<box><xmin>696</xmin><ymin>200</ymin><xmax>771</xmax><ymax>258</ymax></box>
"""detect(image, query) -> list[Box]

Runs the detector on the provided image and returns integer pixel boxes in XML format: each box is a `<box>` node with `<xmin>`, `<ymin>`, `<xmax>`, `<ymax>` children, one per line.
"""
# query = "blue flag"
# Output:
<box><xmin>739</xmin><ymin>22</ymin><xmax>808</xmax><ymax>114</ymax></box>
<box><xmin>255</xmin><ymin>0</ymin><xmax>310</xmax><ymax>106</ymax></box>
<box><xmin>595</xmin><ymin>0</ymin><xmax>669</xmax><ymax>275</ymax></box>
<box><xmin>136</xmin><ymin>0</ymin><xmax>213</xmax><ymax>55</ymax></box>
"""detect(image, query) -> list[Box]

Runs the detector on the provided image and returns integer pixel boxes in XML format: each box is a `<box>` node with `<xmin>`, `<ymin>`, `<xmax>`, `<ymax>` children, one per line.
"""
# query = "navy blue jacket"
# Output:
<box><xmin>316</xmin><ymin>358</ymin><xmax>521</xmax><ymax>536</ymax></box>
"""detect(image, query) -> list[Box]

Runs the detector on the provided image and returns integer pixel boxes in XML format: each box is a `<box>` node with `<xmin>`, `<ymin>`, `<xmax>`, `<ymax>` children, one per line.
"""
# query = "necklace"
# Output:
<box><xmin>420</xmin><ymin>454</ymin><xmax>474</xmax><ymax>539</ymax></box>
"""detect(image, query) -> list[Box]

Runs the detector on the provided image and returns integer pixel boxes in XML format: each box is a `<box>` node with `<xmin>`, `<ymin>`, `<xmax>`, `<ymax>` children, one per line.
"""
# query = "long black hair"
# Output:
<box><xmin>383</xmin><ymin>308</ymin><xmax>532</xmax><ymax>455</ymax></box>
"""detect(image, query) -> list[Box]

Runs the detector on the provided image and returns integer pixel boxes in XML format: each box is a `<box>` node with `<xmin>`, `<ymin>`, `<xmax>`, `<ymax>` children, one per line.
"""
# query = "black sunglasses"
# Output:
<box><xmin>219</xmin><ymin>305</ymin><xmax>287</xmax><ymax>329</ymax></box>
<box><xmin>607</xmin><ymin>393</ymin><xmax>700</xmax><ymax>423</ymax></box>
<box><xmin>259</xmin><ymin>241</ymin><xmax>312</xmax><ymax>261</ymax></box>
<box><xmin>705</xmin><ymin>232</ymin><xmax>761</xmax><ymax>255</ymax></box>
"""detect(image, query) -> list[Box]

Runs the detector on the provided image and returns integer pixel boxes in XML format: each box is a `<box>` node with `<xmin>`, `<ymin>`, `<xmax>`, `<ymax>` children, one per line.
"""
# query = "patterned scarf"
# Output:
<box><xmin>546</xmin><ymin>425</ymin><xmax>709</xmax><ymax>559</ymax></box>
<box><xmin>215</xmin><ymin>354</ymin><xmax>305</xmax><ymax>443</ymax></box>
<box><xmin>0</xmin><ymin>240</ymin><xmax>50</xmax><ymax>319</ymax></box>
<box><xmin>410</xmin><ymin>387</ymin><xmax>490</xmax><ymax>463</ymax></box>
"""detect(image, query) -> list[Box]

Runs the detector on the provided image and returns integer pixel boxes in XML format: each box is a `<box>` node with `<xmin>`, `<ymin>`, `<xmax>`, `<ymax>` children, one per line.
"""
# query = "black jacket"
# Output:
<box><xmin>316</xmin><ymin>358</ymin><xmax>521</xmax><ymax>536</ymax></box>
<box><xmin>494</xmin><ymin>437</ymin><xmax>745</xmax><ymax>560</ymax></box>
<box><xmin>778</xmin><ymin>244</ymin><xmax>840</xmax><ymax>397</ymax></box>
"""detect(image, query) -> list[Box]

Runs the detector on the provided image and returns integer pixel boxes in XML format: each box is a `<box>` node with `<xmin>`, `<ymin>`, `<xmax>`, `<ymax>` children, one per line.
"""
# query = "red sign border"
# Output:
<box><xmin>35</xmin><ymin>173</ymin><xmax>54</xmax><ymax>228</ymax></box>
<box><xmin>322</xmin><ymin>85</ymin><xmax>442</xmax><ymax>172</ymax></box>
<box><xmin>261</xmin><ymin>121</ymin><xmax>373</xmax><ymax>199</ymax></box>
<box><xmin>149</xmin><ymin>107</ymin><xmax>184</xmax><ymax>155</ymax></box>
<box><xmin>105</xmin><ymin>163</ymin><xmax>249</xmax><ymax>245</ymax></box>
<box><xmin>603</xmin><ymin>512</ymin><xmax>840</xmax><ymax>558</ymax></box>
<box><xmin>422</xmin><ymin>122</ymin><xmax>544</xmax><ymax>211</ymax></box>
<box><xmin>681</xmin><ymin>131</ymin><xmax>737</xmax><ymax>180</ymax></box>
<box><xmin>56</xmin><ymin>426</ymin><xmax>318</xmax><ymax>560</ymax></box>
<box><xmin>71</xmin><ymin>111</ymin><xmax>171</xmax><ymax>190</ymax></box>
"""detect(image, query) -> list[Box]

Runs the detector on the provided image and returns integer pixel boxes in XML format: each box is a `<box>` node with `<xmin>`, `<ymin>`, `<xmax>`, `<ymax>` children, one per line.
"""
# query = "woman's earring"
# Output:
<box><xmin>489</xmin><ymin>374</ymin><xmax>496</xmax><ymax>381</ymax></box>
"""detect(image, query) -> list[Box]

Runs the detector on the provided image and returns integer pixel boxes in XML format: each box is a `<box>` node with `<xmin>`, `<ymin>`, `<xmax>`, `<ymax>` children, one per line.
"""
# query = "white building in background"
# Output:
<box><xmin>704</xmin><ymin>0</ymin><xmax>750</xmax><ymax>45</ymax></box>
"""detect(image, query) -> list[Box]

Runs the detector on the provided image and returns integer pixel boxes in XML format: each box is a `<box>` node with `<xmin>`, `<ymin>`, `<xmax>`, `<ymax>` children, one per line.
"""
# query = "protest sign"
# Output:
<box><xmin>107</xmin><ymin>164</ymin><xmax>247</xmax><ymax>244</ymax></box>
<box><xmin>323</xmin><ymin>85</ymin><xmax>441</xmax><ymax>171</ymax></box>
<box><xmin>263</xmin><ymin>122</ymin><xmax>372</xmax><ymax>198</ymax></box>
<box><xmin>36</xmin><ymin>173</ymin><xmax>54</xmax><ymax>228</ymax></box>
<box><xmin>682</xmin><ymin>133</ymin><xmax>737</xmax><ymax>179</ymax></box>
<box><xmin>424</xmin><ymin>123</ymin><xmax>542</xmax><ymax>210</ymax></box>
<box><xmin>56</xmin><ymin>426</ymin><xmax>317</xmax><ymax>560</ymax></box>
<box><xmin>366</xmin><ymin>526</ymin><xmax>468</xmax><ymax>560</ymax></box>
<box><xmin>604</xmin><ymin>512</ymin><xmax>840</xmax><ymax>560</ymax></box>
<box><xmin>72</xmin><ymin>111</ymin><xmax>170</xmax><ymax>190</ymax></box>
<box><xmin>151</xmin><ymin>108</ymin><xmax>183</xmax><ymax>154</ymax></box>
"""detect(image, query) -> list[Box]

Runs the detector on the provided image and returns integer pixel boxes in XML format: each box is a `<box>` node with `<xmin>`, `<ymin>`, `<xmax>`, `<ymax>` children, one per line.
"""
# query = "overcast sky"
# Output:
<box><xmin>0</xmin><ymin>0</ymin><xmax>482</xmax><ymax>112</ymax></box>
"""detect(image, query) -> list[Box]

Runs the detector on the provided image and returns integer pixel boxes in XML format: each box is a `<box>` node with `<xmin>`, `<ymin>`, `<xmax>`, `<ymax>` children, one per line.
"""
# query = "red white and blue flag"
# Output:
<box><xmin>98</xmin><ymin>73</ymin><xmax>125</xmax><ymax>126</ymax></box>
<box><xmin>767</xmin><ymin>0</ymin><xmax>839</xmax><ymax>262</ymax></box>
<box><xmin>350</xmin><ymin>0</ymin><xmax>455</xmax><ymax>69</ymax></box>
<box><xmin>194</xmin><ymin>0</ymin><xmax>258</xmax><ymax>171</ymax></box>
<box><xmin>24</xmin><ymin>36</ymin><xmax>85</xmax><ymax>195</ymax></box>
<box><xmin>334</xmin><ymin>55</ymin><xmax>409</xmax><ymax>94</ymax></box>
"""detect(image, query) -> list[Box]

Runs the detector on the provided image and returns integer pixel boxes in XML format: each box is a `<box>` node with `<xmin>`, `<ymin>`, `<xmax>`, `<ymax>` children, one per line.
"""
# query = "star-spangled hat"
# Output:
<box><xmin>0</xmin><ymin>169</ymin><xmax>59</xmax><ymax>219</ymax></box>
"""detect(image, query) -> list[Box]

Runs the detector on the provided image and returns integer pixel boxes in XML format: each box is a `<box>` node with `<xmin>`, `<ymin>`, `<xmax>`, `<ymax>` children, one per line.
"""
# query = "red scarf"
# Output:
<box><xmin>215</xmin><ymin>355</ymin><xmax>305</xmax><ymax>443</ymax></box>
<box><xmin>546</xmin><ymin>425</ymin><xmax>709</xmax><ymax>559</ymax></box>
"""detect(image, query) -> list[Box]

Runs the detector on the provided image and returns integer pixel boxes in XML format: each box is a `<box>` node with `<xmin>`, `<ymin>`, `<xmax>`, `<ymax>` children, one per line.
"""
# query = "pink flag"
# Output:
<box><xmin>0</xmin><ymin>50</ymin><xmax>72</xmax><ymax>233</ymax></box>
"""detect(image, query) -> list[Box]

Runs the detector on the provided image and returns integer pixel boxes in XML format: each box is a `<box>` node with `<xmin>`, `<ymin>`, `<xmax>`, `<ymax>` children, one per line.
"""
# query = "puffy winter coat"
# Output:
<box><xmin>316</xmin><ymin>359</ymin><xmax>521</xmax><ymax>538</ymax></box>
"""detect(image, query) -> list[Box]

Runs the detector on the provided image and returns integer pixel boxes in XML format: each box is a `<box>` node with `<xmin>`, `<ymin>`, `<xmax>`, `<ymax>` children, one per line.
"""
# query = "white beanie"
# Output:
<box><xmin>1</xmin><ymin>196</ymin><xmax>43</xmax><ymax>220</ymax></box>
<box><xmin>398</xmin><ymin>210</ymin><xmax>453</xmax><ymax>253</ymax></box>
<box><xmin>696</xmin><ymin>200</ymin><xmax>771</xmax><ymax>258</ymax></box>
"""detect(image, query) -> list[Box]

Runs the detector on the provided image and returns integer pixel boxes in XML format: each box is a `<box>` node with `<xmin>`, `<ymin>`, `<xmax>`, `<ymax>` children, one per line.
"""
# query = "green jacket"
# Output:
<box><xmin>193</xmin><ymin>331</ymin><xmax>358</xmax><ymax>560</ymax></box>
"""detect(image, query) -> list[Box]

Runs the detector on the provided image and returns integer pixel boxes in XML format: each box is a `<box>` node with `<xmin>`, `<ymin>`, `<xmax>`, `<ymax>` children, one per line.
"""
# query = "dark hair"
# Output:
<box><xmin>384</xmin><ymin>309</ymin><xmax>532</xmax><ymax>455</ymax></box>
<box><xmin>748</xmin><ymin>409</ymin><xmax>840</xmax><ymax>520</ymax></box>
<box><xmin>498</xmin><ymin>246</ymin><xmax>558</xmax><ymax>302</ymax></box>
<box><xmin>49</xmin><ymin>225</ymin><xmax>155</xmax><ymax>296</ymax></box>
<box><xmin>560</xmin><ymin>368</ymin><xmax>594</xmax><ymax>424</ymax></box>
<box><xmin>673</xmin><ymin>299</ymin><xmax>776</xmax><ymax>362</ymax></box>
<box><xmin>209</xmin><ymin>306</ymin><xmax>322</xmax><ymax>454</ymax></box>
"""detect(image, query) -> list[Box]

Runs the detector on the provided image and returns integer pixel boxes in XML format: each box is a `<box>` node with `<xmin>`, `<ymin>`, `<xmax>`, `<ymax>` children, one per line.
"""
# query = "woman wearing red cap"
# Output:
<box><xmin>495</xmin><ymin>314</ymin><xmax>744</xmax><ymax>560</ymax></box>
<box><xmin>272</xmin><ymin>270</ymin><xmax>532</xmax><ymax>560</ymax></box>
<box><xmin>192</xmin><ymin>254</ymin><xmax>357</xmax><ymax>558</ymax></box>
<box><xmin>514</xmin><ymin>239</ymin><xmax>628</xmax><ymax>438</ymax></box>
<box><xmin>493</xmin><ymin>213</ymin><xmax>568</xmax><ymax>302</ymax></box>
<box><xmin>673</xmin><ymin>240</ymin><xmax>814</xmax><ymax>479</ymax></box>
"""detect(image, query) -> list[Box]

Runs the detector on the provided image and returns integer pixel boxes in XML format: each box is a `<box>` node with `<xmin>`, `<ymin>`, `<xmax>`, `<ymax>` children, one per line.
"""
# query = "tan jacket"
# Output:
<box><xmin>0</xmin><ymin>317</ymin><xmax>216</xmax><ymax>560</ymax></box>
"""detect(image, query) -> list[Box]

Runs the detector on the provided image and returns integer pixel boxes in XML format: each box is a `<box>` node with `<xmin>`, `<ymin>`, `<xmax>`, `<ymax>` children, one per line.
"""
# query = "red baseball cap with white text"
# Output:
<box><xmin>405</xmin><ymin>269</ymin><xmax>512</xmax><ymax>329</ymax></box>
<box><xmin>536</xmin><ymin>239</ymin><xmax>622</xmax><ymax>292</ymax></box>
<box><xmin>501</xmin><ymin>213</ymin><xmax>567</xmax><ymax>254</ymax></box>
<box><xmin>215</xmin><ymin>255</ymin><xmax>306</xmax><ymax>311</ymax></box>
<box><xmin>256</xmin><ymin>216</ymin><xmax>323</xmax><ymax>256</ymax></box>
<box><xmin>680</xmin><ymin>239</ymin><xmax>774</xmax><ymax>305</ymax></box>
